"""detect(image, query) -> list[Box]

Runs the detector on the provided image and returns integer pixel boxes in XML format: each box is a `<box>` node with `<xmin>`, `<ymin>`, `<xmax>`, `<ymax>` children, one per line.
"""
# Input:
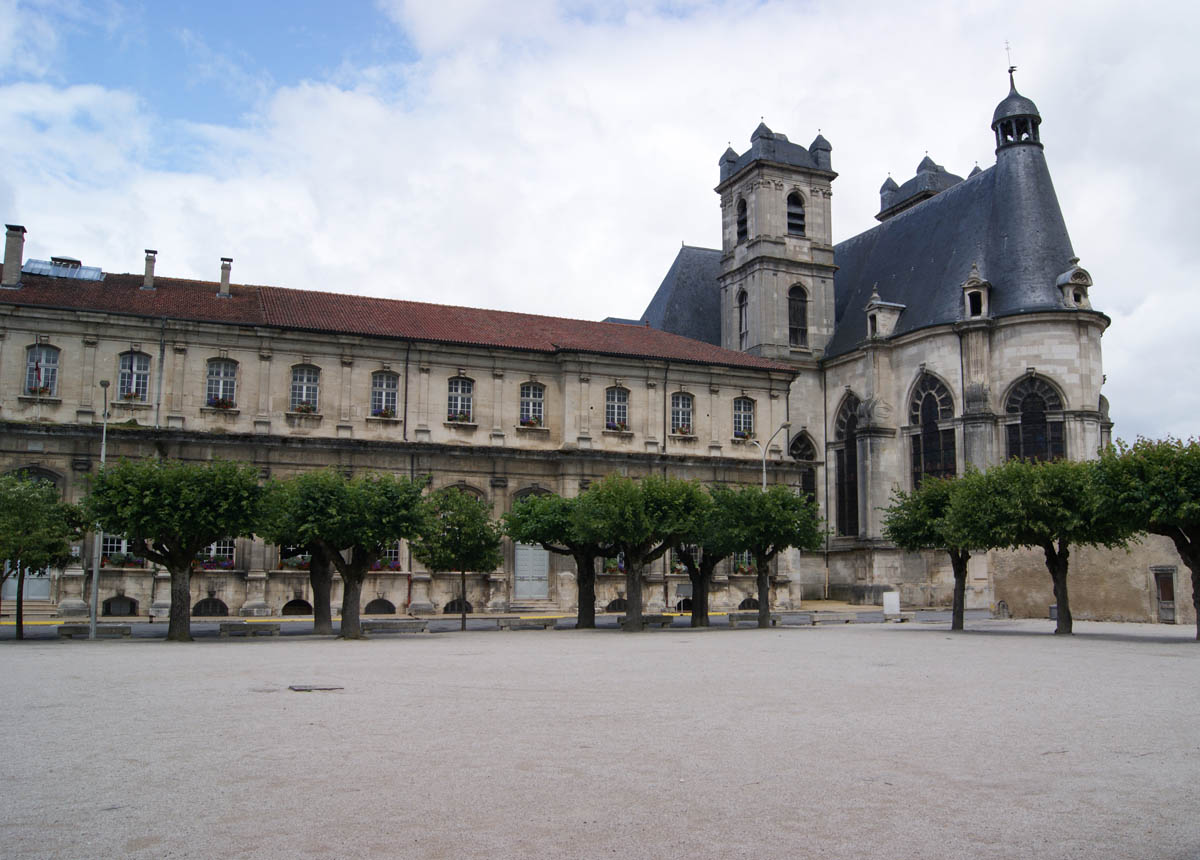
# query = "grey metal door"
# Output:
<box><xmin>514</xmin><ymin>543</ymin><xmax>549</xmax><ymax>600</ymax></box>
<box><xmin>1154</xmin><ymin>568</ymin><xmax>1176</xmax><ymax>624</ymax></box>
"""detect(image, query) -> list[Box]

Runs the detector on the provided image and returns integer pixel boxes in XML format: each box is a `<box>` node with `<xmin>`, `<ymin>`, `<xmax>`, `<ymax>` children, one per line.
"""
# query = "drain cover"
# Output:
<box><xmin>288</xmin><ymin>685</ymin><xmax>344</xmax><ymax>692</ymax></box>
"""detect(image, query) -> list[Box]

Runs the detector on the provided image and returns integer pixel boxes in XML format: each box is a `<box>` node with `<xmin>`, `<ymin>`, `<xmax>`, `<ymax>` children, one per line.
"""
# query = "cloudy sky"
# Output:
<box><xmin>1</xmin><ymin>0</ymin><xmax>1196</xmax><ymax>442</ymax></box>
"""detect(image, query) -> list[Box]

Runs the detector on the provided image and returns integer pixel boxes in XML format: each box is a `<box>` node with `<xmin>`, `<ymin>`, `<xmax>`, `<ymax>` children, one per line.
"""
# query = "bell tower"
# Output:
<box><xmin>715</xmin><ymin>123</ymin><xmax>837</xmax><ymax>361</ymax></box>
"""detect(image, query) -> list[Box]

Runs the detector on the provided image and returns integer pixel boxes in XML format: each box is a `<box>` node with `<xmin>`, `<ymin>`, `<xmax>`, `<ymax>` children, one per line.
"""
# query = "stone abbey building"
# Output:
<box><xmin>0</xmin><ymin>76</ymin><xmax>1190</xmax><ymax>627</ymax></box>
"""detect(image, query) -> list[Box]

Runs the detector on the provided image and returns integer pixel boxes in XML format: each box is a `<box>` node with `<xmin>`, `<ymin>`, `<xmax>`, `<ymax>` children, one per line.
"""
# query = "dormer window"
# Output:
<box><xmin>869</xmin><ymin>314</ymin><xmax>878</xmax><ymax>337</ymax></box>
<box><xmin>735</xmin><ymin>199</ymin><xmax>748</xmax><ymax>244</ymax></box>
<box><xmin>786</xmin><ymin>192</ymin><xmax>805</xmax><ymax>236</ymax></box>
<box><xmin>968</xmin><ymin>291</ymin><xmax>983</xmax><ymax>317</ymax></box>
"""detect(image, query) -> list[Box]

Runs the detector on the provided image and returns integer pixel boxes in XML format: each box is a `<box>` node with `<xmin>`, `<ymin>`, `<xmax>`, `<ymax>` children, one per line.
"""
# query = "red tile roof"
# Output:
<box><xmin>1</xmin><ymin>266</ymin><xmax>792</xmax><ymax>373</ymax></box>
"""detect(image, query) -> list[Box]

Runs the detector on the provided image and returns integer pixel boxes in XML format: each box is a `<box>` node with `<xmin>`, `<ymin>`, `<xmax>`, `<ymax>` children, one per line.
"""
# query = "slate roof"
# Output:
<box><xmin>876</xmin><ymin>156</ymin><xmax>965</xmax><ymax>221</ymax></box>
<box><xmin>718</xmin><ymin>122</ymin><xmax>831</xmax><ymax>184</ymax></box>
<box><xmin>0</xmin><ymin>267</ymin><xmax>790</xmax><ymax>373</ymax></box>
<box><xmin>639</xmin><ymin>245</ymin><xmax>722</xmax><ymax>346</ymax></box>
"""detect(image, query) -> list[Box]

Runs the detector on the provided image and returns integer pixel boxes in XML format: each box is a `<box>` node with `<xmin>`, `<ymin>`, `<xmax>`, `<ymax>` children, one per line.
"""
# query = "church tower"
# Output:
<box><xmin>715</xmin><ymin>123</ymin><xmax>838</xmax><ymax>361</ymax></box>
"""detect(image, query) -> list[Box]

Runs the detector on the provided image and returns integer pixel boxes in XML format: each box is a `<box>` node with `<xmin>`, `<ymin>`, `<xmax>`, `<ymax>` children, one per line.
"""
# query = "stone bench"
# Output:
<box><xmin>57</xmin><ymin>623</ymin><xmax>132</xmax><ymax>639</ymax></box>
<box><xmin>727</xmin><ymin>611</ymin><xmax>781</xmax><ymax>628</ymax></box>
<box><xmin>810</xmin><ymin>612</ymin><xmax>856</xmax><ymax>626</ymax></box>
<box><xmin>618</xmin><ymin>614</ymin><xmax>675</xmax><ymax>630</ymax></box>
<box><xmin>884</xmin><ymin>611</ymin><xmax>916</xmax><ymax>623</ymax></box>
<box><xmin>219</xmin><ymin>621</ymin><xmax>281</xmax><ymax>638</ymax></box>
<box><xmin>497</xmin><ymin>616</ymin><xmax>559</xmax><ymax>630</ymax></box>
<box><xmin>360</xmin><ymin>618</ymin><xmax>429</xmax><ymax>634</ymax></box>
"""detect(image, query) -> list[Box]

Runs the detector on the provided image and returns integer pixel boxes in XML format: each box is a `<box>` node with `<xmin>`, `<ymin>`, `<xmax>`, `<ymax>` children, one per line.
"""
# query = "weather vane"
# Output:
<box><xmin>1005</xmin><ymin>40</ymin><xmax>1016</xmax><ymax>76</ymax></box>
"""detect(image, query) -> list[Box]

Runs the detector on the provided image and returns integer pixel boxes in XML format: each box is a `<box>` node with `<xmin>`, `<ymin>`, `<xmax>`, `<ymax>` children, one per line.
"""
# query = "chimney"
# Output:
<box><xmin>218</xmin><ymin>257</ymin><xmax>232</xmax><ymax>297</ymax></box>
<box><xmin>142</xmin><ymin>249</ymin><xmax>157</xmax><ymax>291</ymax></box>
<box><xmin>3</xmin><ymin>224</ymin><xmax>26</xmax><ymax>288</ymax></box>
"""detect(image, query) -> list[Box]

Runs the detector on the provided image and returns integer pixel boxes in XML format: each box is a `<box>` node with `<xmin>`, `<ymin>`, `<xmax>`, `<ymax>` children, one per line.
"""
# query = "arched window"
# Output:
<box><xmin>670</xmin><ymin>392</ymin><xmax>693</xmax><ymax>435</ymax></box>
<box><xmin>605</xmin><ymin>387</ymin><xmax>629</xmax><ymax>431</ymax></box>
<box><xmin>118</xmin><ymin>351</ymin><xmax>151</xmax><ymax>402</ymax></box>
<box><xmin>788</xmin><ymin>286</ymin><xmax>808</xmax><ymax>348</ymax></box>
<box><xmin>737</xmin><ymin>290</ymin><xmax>748</xmax><ymax>350</ymax></box>
<box><xmin>206</xmin><ymin>358</ymin><xmax>237</xmax><ymax>408</ymax></box>
<box><xmin>519</xmin><ymin>382</ymin><xmax>544</xmax><ymax>428</ymax></box>
<box><xmin>25</xmin><ymin>344</ymin><xmax>59</xmax><ymax>396</ymax></box>
<box><xmin>447</xmin><ymin>376</ymin><xmax>473</xmax><ymax>422</ymax></box>
<box><xmin>290</xmin><ymin>365</ymin><xmax>320</xmax><ymax>412</ymax></box>
<box><xmin>1006</xmin><ymin>377</ymin><xmax>1065</xmax><ymax>462</ymax></box>
<box><xmin>736</xmin><ymin>199</ymin><xmax>748</xmax><ymax>243</ymax></box>
<box><xmin>909</xmin><ymin>374</ymin><xmax>956</xmax><ymax>486</ymax></box>
<box><xmin>786</xmin><ymin>192</ymin><xmax>806</xmax><ymax>236</ymax></box>
<box><xmin>789</xmin><ymin>433</ymin><xmax>818</xmax><ymax>504</ymax></box>
<box><xmin>834</xmin><ymin>395</ymin><xmax>860</xmax><ymax>537</ymax></box>
<box><xmin>733</xmin><ymin>397</ymin><xmax>754</xmax><ymax>439</ymax></box>
<box><xmin>371</xmin><ymin>371</ymin><xmax>399</xmax><ymax>418</ymax></box>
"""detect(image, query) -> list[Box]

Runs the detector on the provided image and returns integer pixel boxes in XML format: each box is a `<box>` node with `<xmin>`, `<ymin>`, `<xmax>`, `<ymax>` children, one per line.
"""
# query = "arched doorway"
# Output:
<box><xmin>282</xmin><ymin>599</ymin><xmax>312</xmax><ymax>615</ymax></box>
<box><xmin>363</xmin><ymin>598</ymin><xmax>395</xmax><ymax>615</ymax></box>
<box><xmin>102</xmin><ymin>595</ymin><xmax>138</xmax><ymax>616</ymax></box>
<box><xmin>192</xmin><ymin>597</ymin><xmax>228</xmax><ymax>616</ymax></box>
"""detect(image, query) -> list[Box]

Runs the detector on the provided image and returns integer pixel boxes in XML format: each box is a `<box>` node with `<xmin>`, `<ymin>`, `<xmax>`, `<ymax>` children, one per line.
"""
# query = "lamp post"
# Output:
<box><xmin>749</xmin><ymin>421</ymin><xmax>792</xmax><ymax>491</ymax></box>
<box><xmin>89</xmin><ymin>379</ymin><xmax>110</xmax><ymax>640</ymax></box>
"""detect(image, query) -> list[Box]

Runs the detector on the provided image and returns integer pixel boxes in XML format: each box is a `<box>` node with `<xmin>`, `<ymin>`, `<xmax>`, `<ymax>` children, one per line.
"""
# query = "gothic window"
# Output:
<box><xmin>908</xmin><ymin>374</ymin><xmax>956</xmax><ymax>487</ymax></box>
<box><xmin>118</xmin><ymin>351</ymin><xmax>151</xmax><ymax>402</ymax></box>
<box><xmin>789</xmin><ymin>433</ymin><xmax>818</xmax><ymax>504</ymax></box>
<box><xmin>1005</xmin><ymin>377</ymin><xmax>1065</xmax><ymax>462</ymax></box>
<box><xmin>206</xmin><ymin>358</ymin><xmax>237</xmax><ymax>408</ymax></box>
<box><xmin>733</xmin><ymin>397</ymin><xmax>754</xmax><ymax>438</ymax></box>
<box><xmin>25</xmin><ymin>344</ymin><xmax>59</xmax><ymax>396</ymax></box>
<box><xmin>371</xmin><ymin>371</ymin><xmax>399</xmax><ymax>418</ymax></box>
<box><xmin>605</xmin><ymin>387</ymin><xmax>629</xmax><ymax>431</ymax></box>
<box><xmin>670</xmin><ymin>392</ymin><xmax>694</xmax><ymax>435</ymax></box>
<box><xmin>736</xmin><ymin>199</ymin><xmax>748</xmax><ymax>243</ymax></box>
<box><xmin>786</xmin><ymin>191</ymin><xmax>806</xmax><ymax>236</ymax></box>
<box><xmin>788</xmin><ymin>286</ymin><xmax>808</xmax><ymax>348</ymax></box>
<box><xmin>737</xmin><ymin>290</ymin><xmax>748</xmax><ymax>350</ymax></box>
<box><xmin>519</xmin><ymin>382</ymin><xmax>544</xmax><ymax>427</ymax></box>
<box><xmin>447</xmin><ymin>377</ymin><xmax>474</xmax><ymax>422</ymax></box>
<box><xmin>290</xmin><ymin>365</ymin><xmax>320</xmax><ymax>412</ymax></box>
<box><xmin>834</xmin><ymin>394</ymin><xmax>860</xmax><ymax>537</ymax></box>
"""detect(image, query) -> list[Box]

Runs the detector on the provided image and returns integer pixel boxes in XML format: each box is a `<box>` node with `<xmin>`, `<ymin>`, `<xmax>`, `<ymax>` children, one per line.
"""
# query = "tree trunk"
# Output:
<box><xmin>460</xmin><ymin>570</ymin><xmax>467</xmax><ymax>631</ymax></box>
<box><xmin>309</xmin><ymin>557</ymin><xmax>334</xmax><ymax>635</ymax></box>
<box><xmin>15</xmin><ymin>565</ymin><xmax>24</xmax><ymax>641</ymax></box>
<box><xmin>623</xmin><ymin>562</ymin><xmax>643</xmax><ymax>631</ymax></box>
<box><xmin>688</xmin><ymin>566</ymin><xmax>713</xmax><ymax>627</ymax></box>
<box><xmin>167</xmin><ymin>566</ymin><xmax>193</xmax><ymax>642</ymax></box>
<box><xmin>949</xmin><ymin>549</ymin><xmax>970</xmax><ymax>632</ymax></box>
<box><xmin>1042</xmin><ymin>541</ymin><xmax>1072</xmax><ymax>635</ymax></box>
<box><xmin>573</xmin><ymin>552</ymin><xmax>596</xmax><ymax>629</ymax></box>
<box><xmin>340</xmin><ymin>573</ymin><xmax>364</xmax><ymax>639</ymax></box>
<box><xmin>755</xmin><ymin>551</ymin><xmax>771</xmax><ymax>628</ymax></box>
<box><xmin>1165</xmin><ymin>531</ymin><xmax>1200</xmax><ymax>642</ymax></box>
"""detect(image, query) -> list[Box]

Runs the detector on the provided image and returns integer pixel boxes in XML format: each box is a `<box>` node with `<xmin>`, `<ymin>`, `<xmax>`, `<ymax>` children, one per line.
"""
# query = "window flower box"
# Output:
<box><xmin>672</xmin><ymin>425</ymin><xmax>693</xmax><ymax>436</ymax></box>
<box><xmin>195</xmin><ymin>556</ymin><xmax>236</xmax><ymax>570</ymax></box>
<box><xmin>605</xmin><ymin>421</ymin><xmax>629</xmax><ymax>432</ymax></box>
<box><xmin>292</xmin><ymin>402</ymin><xmax>318</xmax><ymax>414</ymax></box>
<box><xmin>101</xmin><ymin>553</ymin><xmax>146</xmax><ymax>568</ymax></box>
<box><xmin>603</xmin><ymin>558</ymin><xmax>625</xmax><ymax>574</ymax></box>
<box><xmin>733</xmin><ymin>430</ymin><xmax>755</xmax><ymax>440</ymax></box>
<box><xmin>372</xmin><ymin>407</ymin><xmax>396</xmax><ymax>419</ymax></box>
<box><xmin>369</xmin><ymin>560</ymin><xmax>405</xmax><ymax>571</ymax></box>
<box><xmin>207</xmin><ymin>396</ymin><xmax>236</xmax><ymax>410</ymax></box>
<box><xmin>27</xmin><ymin>385</ymin><xmax>53</xmax><ymax>396</ymax></box>
<box><xmin>280</xmin><ymin>555</ymin><xmax>311</xmax><ymax>570</ymax></box>
<box><xmin>447</xmin><ymin>411</ymin><xmax>472</xmax><ymax>423</ymax></box>
<box><xmin>519</xmin><ymin>416</ymin><xmax>542</xmax><ymax>428</ymax></box>
<box><xmin>734</xmin><ymin>562</ymin><xmax>756</xmax><ymax>575</ymax></box>
<box><xmin>119</xmin><ymin>391</ymin><xmax>142</xmax><ymax>402</ymax></box>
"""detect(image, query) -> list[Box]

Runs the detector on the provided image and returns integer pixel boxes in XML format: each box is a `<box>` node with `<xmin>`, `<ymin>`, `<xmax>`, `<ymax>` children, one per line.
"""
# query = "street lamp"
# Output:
<box><xmin>89</xmin><ymin>379</ymin><xmax>110</xmax><ymax>640</ymax></box>
<box><xmin>749</xmin><ymin>421</ymin><xmax>792</xmax><ymax>491</ymax></box>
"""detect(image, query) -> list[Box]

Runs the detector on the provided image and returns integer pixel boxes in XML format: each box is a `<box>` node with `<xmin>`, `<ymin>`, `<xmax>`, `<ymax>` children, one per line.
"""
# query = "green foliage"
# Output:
<box><xmin>85</xmin><ymin>458</ymin><xmax>262</xmax><ymax>570</ymax></box>
<box><xmin>1096</xmin><ymin>437</ymin><xmax>1200</xmax><ymax>539</ymax></box>
<box><xmin>411</xmin><ymin>488</ymin><xmax>503</xmax><ymax>574</ymax></box>
<box><xmin>572</xmin><ymin>473</ymin><xmax>707</xmax><ymax>563</ymax></box>
<box><xmin>0</xmin><ymin>473</ymin><xmax>81</xmax><ymax>576</ymax></box>
<box><xmin>727</xmin><ymin>483</ymin><xmax>823</xmax><ymax>561</ymax></box>
<box><xmin>883</xmin><ymin>476</ymin><xmax>964</xmax><ymax>552</ymax></box>
<box><xmin>502</xmin><ymin>493</ymin><xmax>577</xmax><ymax>553</ymax></box>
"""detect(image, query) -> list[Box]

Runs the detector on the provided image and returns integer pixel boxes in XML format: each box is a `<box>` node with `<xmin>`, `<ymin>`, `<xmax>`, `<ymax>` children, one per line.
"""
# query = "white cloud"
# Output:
<box><xmin>1</xmin><ymin>0</ymin><xmax>1198</xmax><ymax>441</ymax></box>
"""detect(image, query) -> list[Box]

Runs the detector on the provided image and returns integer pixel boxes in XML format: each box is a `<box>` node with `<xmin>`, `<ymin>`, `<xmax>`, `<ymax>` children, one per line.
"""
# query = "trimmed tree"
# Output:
<box><xmin>673</xmin><ymin>485</ymin><xmax>743</xmax><ymax>628</ymax></box>
<box><xmin>260</xmin><ymin>469</ymin><xmax>424</xmax><ymax>639</ymax></box>
<box><xmin>502</xmin><ymin>492</ymin><xmax>614</xmax><ymax>628</ymax></box>
<box><xmin>411</xmin><ymin>487</ymin><xmax>503</xmax><ymax>631</ymax></box>
<box><xmin>883</xmin><ymin>476</ymin><xmax>972</xmax><ymax>631</ymax></box>
<box><xmin>728</xmin><ymin>484</ymin><xmax>824</xmax><ymax>628</ymax></box>
<box><xmin>1096</xmin><ymin>437</ymin><xmax>1200</xmax><ymax>640</ymax></box>
<box><xmin>0</xmin><ymin>473</ymin><xmax>81</xmax><ymax>640</ymax></box>
<box><xmin>572</xmin><ymin>474</ymin><xmax>707</xmax><ymax>631</ymax></box>
<box><xmin>946</xmin><ymin>459</ymin><xmax>1130</xmax><ymax>635</ymax></box>
<box><xmin>84</xmin><ymin>459</ymin><xmax>262</xmax><ymax>642</ymax></box>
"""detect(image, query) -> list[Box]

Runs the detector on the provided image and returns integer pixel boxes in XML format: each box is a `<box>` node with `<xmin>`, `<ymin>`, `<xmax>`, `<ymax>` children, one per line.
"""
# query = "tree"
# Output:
<box><xmin>411</xmin><ymin>487</ymin><xmax>503</xmax><ymax>631</ymax></box>
<box><xmin>572</xmin><ymin>474</ymin><xmax>707</xmax><ymax>631</ymax></box>
<box><xmin>673</xmin><ymin>485</ymin><xmax>744</xmax><ymax>627</ymax></box>
<box><xmin>0</xmin><ymin>474</ymin><xmax>81</xmax><ymax>640</ymax></box>
<box><xmin>261</xmin><ymin>469</ymin><xmax>424</xmax><ymax>639</ymax></box>
<box><xmin>1096</xmin><ymin>437</ymin><xmax>1200</xmax><ymax>641</ymax></box>
<box><xmin>946</xmin><ymin>459</ymin><xmax>1130</xmax><ymax>635</ymax></box>
<box><xmin>85</xmin><ymin>459</ymin><xmax>262</xmax><ymax>642</ymax></box>
<box><xmin>502</xmin><ymin>493</ymin><xmax>614</xmax><ymax>628</ymax></box>
<box><xmin>883</xmin><ymin>476</ymin><xmax>971</xmax><ymax>631</ymax></box>
<box><xmin>727</xmin><ymin>484</ymin><xmax>823</xmax><ymax>628</ymax></box>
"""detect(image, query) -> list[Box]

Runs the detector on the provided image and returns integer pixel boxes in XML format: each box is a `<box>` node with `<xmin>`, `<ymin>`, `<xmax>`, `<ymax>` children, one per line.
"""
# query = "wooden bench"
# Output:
<box><xmin>497</xmin><ymin>616</ymin><xmax>559</xmax><ymax>630</ymax></box>
<box><xmin>727</xmin><ymin>611</ymin><xmax>781</xmax><ymax>628</ymax></box>
<box><xmin>360</xmin><ymin>618</ymin><xmax>429</xmax><ymax>634</ymax></box>
<box><xmin>219</xmin><ymin>621</ymin><xmax>281</xmax><ymax>638</ymax></box>
<box><xmin>618</xmin><ymin>614</ymin><xmax>675</xmax><ymax>630</ymax></box>
<box><xmin>57</xmin><ymin>624</ymin><xmax>132</xmax><ymax>639</ymax></box>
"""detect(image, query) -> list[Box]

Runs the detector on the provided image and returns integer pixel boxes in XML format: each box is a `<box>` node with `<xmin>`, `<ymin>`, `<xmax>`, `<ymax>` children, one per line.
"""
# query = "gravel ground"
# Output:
<box><xmin>2</xmin><ymin>618</ymin><xmax>1197</xmax><ymax>859</ymax></box>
